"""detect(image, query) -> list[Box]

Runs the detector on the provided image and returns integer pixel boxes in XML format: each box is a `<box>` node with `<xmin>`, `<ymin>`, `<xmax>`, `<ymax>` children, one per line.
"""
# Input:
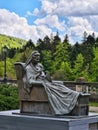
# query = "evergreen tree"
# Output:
<box><xmin>70</xmin><ymin>42</ymin><xmax>81</xmax><ymax>67</ymax></box>
<box><xmin>95</xmin><ymin>37</ymin><xmax>98</xmax><ymax>48</ymax></box>
<box><xmin>51</xmin><ymin>31</ymin><xmax>61</xmax><ymax>53</ymax></box>
<box><xmin>82</xmin><ymin>31</ymin><xmax>87</xmax><ymax>43</ymax></box>
<box><xmin>60</xmin><ymin>61</ymin><xmax>73</xmax><ymax>81</ymax></box>
<box><xmin>26</xmin><ymin>39</ymin><xmax>35</xmax><ymax>49</ymax></box>
<box><xmin>41</xmin><ymin>50</ymin><xmax>52</xmax><ymax>74</ymax></box>
<box><xmin>90</xmin><ymin>48</ymin><xmax>98</xmax><ymax>82</ymax></box>
<box><xmin>63</xmin><ymin>34</ymin><xmax>69</xmax><ymax>43</ymax></box>
<box><xmin>86</xmin><ymin>34</ymin><xmax>95</xmax><ymax>46</ymax></box>
<box><xmin>36</xmin><ymin>38</ymin><xmax>44</xmax><ymax>52</ymax></box>
<box><xmin>73</xmin><ymin>53</ymin><xmax>84</xmax><ymax>80</ymax></box>
<box><xmin>43</xmin><ymin>35</ymin><xmax>51</xmax><ymax>50</ymax></box>
<box><xmin>53</xmin><ymin>31</ymin><xmax>61</xmax><ymax>45</ymax></box>
<box><xmin>52</xmin><ymin>42</ymin><xmax>70</xmax><ymax>73</ymax></box>
<box><xmin>81</xmin><ymin>43</ymin><xmax>95</xmax><ymax>71</ymax></box>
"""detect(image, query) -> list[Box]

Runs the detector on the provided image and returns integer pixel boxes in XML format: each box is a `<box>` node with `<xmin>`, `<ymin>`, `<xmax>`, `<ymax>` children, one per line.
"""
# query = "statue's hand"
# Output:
<box><xmin>35</xmin><ymin>72</ymin><xmax>41</xmax><ymax>79</ymax></box>
<box><xmin>45</xmin><ymin>71</ymin><xmax>52</xmax><ymax>82</ymax></box>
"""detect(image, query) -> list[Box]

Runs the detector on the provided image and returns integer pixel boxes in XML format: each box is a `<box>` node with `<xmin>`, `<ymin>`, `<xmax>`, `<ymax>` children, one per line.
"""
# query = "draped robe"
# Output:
<box><xmin>23</xmin><ymin>63</ymin><xmax>79</xmax><ymax>115</ymax></box>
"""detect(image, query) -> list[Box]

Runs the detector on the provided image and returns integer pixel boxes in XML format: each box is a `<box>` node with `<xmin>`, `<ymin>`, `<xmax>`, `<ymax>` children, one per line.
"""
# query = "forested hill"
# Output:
<box><xmin>0</xmin><ymin>34</ymin><xmax>35</xmax><ymax>79</ymax></box>
<box><xmin>0</xmin><ymin>32</ymin><xmax>98</xmax><ymax>82</ymax></box>
<box><xmin>0</xmin><ymin>34</ymin><xmax>27</xmax><ymax>50</ymax></box>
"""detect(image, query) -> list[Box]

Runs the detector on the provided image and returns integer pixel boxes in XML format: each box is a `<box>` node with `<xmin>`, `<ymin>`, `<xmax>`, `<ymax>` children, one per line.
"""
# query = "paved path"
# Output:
<box><xmin>89</xmin><ymin>106</ymin><xmax>98</xmax><ymax>113</ymax></box>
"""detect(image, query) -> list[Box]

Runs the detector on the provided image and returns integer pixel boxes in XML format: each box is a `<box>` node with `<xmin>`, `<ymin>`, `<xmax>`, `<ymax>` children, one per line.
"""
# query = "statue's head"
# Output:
<box><xmin>31</xmin><ymin>51</ymin><xmax>40</xmax><ymax>63</ymax></box>
<box><xmin>25</xmin><ymin>51</ymin><xmax>40</xmax><ymax>66</ymax></box>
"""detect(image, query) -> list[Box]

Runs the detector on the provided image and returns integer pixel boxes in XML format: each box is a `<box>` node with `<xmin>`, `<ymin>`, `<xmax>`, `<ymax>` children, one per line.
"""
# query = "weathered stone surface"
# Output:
<box><xmin>15</xmin><ymin>62</ymin><xmax>90</xmax><ymax>116</ymax></box>
<box><xmin>0</xmin><ymin>110</ymin><xmax>98</xmax><ymax>130</ymax></box>
<box><xmin>70</xmin><ymin>93</ymin><xmax>90</xmax><ymax>116</ymax></box>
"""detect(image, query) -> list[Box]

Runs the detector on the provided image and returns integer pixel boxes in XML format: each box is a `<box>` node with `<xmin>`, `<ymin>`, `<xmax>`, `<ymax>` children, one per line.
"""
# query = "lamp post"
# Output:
<box><xmin>3</xmin><ymin>45</ymin><xmax>7</xmax><ymax>83</ymax></box>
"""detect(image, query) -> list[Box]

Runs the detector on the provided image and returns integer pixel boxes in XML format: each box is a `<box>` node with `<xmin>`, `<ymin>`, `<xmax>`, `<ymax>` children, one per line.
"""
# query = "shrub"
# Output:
<box><xmin>0</xmin><ymin>84</ymin><xmax>19</xmax><ymax>111</ymax></box>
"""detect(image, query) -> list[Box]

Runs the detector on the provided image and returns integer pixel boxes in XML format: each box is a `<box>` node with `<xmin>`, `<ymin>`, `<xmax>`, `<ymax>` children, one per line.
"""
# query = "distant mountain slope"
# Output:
<box><xmin>0</xmin><ymin>34</ymin><xmax>27</xmax><ymax>50</ymax></box>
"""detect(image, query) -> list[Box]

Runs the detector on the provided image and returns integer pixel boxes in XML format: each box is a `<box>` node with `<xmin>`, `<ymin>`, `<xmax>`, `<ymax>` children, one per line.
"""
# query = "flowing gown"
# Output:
<box><xmin>23</xmin><ymin>63</ymin><xmax>79</xmax><ymax>115</ymax></box>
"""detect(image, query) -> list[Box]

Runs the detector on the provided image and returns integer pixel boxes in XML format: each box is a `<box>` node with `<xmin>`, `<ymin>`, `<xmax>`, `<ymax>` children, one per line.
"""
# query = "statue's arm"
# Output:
<box><xmin>25</xmin><ymin>66</ymin><xmax>42</xmax><ymax>85</ymax></box>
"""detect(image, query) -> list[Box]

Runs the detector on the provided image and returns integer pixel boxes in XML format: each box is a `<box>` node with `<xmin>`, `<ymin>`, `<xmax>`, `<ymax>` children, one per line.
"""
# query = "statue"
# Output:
<box><xmin>22</xmin><ymin>51</ymin><xmax>79</xmax><ymax>115</ymax></box>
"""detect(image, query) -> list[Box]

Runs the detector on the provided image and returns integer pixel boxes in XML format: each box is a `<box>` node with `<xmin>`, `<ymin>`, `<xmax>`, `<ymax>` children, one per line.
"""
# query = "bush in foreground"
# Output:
<box><xmin>0</xmin><ymin>84</ymin><xmax>19</xmax><ymax>111</ymax></box>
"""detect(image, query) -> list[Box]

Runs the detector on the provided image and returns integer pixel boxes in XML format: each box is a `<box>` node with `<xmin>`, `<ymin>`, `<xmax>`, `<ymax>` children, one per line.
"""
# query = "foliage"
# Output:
<box><xmin>0</xmin><ymin>34</ymin><xmax>26</xmax><ymax>51</ymax></box>
<box><xmin>73</xmin><ymin>53</ymin><xmax>84</xmax><ymax>80</ymax></box>
<box><xmin>1</xmin><ymin>32</ymin><xmax>98</xmax><ymax>111</ymax></box>
<box><xmin>52</xmin><ymin>61</ymin><xmax>73</xmax><ymax>81</ymax></box>
<box><xmin>0</xmin><ymin>32</ymin><xmax>98</xmax><ymax>82</ymax></box>
<box><xmin>69</xmin><ymin>42</ymin><xmax>81</xmax><ymax>67</ymax></box>
<box><xmin>60</xmin><ymin>62</ymin><xmax>74</xmax><ymax>81</ymax></box>
<box><xmin>52</xmin><ymin>42</ymin><xmax>70</xmax><ymax>73</ymax></box>
<box><xmin>89</xmin><ymin>48</ymin><xmax>98</xmax><ymax>82</ymax></box>
<box><xmin>0</xmin><ymin>84</ymin><xmax>19</xmax><ymax>111</ymax></box>
<box><xmin>52</xmin><ymin>70</ymin><xmax>66</xmax><ymax>81</ymax></box>
<box><xmin>41</xmin><ymin>50</ymin><xmax>53</xmax><ymax>74</ymax></box>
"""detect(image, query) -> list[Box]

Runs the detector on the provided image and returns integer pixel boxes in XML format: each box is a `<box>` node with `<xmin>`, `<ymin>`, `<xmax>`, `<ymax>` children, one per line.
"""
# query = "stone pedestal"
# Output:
<box><xmin>70</xmin><ymin>93</ymin><xmax>90</xmax><ymax>116</ymax></box>
<box><xmin>0</xmin><ymin>110</ymin><xmax>98</xmax><ymax>130</ymax></box>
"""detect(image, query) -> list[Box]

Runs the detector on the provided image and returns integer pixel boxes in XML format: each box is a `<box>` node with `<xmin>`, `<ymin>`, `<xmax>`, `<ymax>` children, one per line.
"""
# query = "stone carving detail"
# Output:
<box><xmin>15</xmin><ymin>51</ymin><xmax>90</xmax><ymax>116</ymax></box>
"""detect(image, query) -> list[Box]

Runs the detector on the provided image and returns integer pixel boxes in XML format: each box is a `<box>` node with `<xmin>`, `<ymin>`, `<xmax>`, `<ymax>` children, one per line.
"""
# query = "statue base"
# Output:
<box><xmin>0</xmin><ymin>110</ymin><xmax>98</xmax><ymax>130</ymax></box>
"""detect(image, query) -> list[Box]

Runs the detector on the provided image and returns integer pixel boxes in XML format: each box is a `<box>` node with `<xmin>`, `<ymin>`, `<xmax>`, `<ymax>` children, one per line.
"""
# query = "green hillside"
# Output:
<box><xmin>0</xmin><ymin>34</ymin><xmax>27</xmax><ymax>50</ymax></box>
<box><xmin>0</xmin><ymin>32</ymin><xmax>98</xmax><ymax>82</ymax></box>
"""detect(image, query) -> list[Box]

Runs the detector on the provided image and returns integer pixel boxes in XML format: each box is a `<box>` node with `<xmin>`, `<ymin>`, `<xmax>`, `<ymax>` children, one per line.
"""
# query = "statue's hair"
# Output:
<box><xmin>25</xmin><ymin>50</ymin><xmax>40</xmax><ymax>67</ymax></box>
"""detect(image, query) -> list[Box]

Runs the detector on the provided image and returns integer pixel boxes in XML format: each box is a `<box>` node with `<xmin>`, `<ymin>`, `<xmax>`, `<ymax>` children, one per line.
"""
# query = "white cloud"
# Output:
<box><xmin>38</xmin><ymin>0</ymin><xmax>98</xmax><ymax>17</ymax></box>
<box><xmin>34</xmin><ymin>15</ymin><xmax>66</xmax><ymax>31</ymax></box>
<box><xmin>33</xmin><ymin>8</ymin><xmax>39</xmax><ymax>16</ymax></box>
<box><xmin>26</xmin><ymin>0</ymin><xmax>98</xmax><ymax>44</ymax></box>
<box><xmin>41</xmin><ymin>0</ymin><xmax>57</xmax><ymax>15</ymax></box>
<box><xmin>28</xmin><ymin>0</ymin><xmax>98</xmax><ymax>43</ymax></box>
<box><xmin>68</xmin><ymin>16</ymin><xmax>93</xmax><ymax>35</ymax></box>
<box><xmin>27</xmin><ymin>8</ymin><xmax>39</xmax><ymax>16</ymax></box>
<box><xmin>87</xmin><ymin>15</ymin><xmax>98</xmax><ymax>31</ymax></box>
<box><xmin>1</xmin><ymin>0</ymin><xmax>98</xmax><ymax>44</ymax></box>
<box><xmin>66</xmin><ymin>16</ymin><xmax>96</xmax><ymax>43</ymax></box>
<box><xmin>0</xmin><ymin>9</ymin><xmax>52</xmax><ymax>43</ymax></box>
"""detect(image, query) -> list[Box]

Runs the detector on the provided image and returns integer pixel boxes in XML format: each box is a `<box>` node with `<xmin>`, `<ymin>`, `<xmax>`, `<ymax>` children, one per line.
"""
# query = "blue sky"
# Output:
<box><xmin>0</xmin><ymin>0</ymin><xmax>40</xmax><ymax>24</ymax></box>
<box><xmin>0</xmin><ymin>0</ymin><xmax>98</xmax><ymax>44</ymax></box>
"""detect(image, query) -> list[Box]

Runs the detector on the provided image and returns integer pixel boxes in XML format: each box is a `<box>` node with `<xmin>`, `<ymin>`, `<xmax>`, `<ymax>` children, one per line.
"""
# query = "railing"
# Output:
<box><xmin>63</xmin><ymin>81</ymin><xmax>98</xmax><ymax>102</ymax></box>
<box><xmin>0</xmin><ymin>78</ymin><xmax>98</xmax><ymax>102</ymax></box>
<box><xmin>0</xmin><ymin>78</ymin><xmax>17</xmax><ymax>84</ymax></box>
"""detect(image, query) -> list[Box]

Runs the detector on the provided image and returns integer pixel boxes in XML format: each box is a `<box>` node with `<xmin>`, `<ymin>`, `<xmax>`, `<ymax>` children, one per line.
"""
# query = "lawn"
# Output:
<box><xmin>89</xmin><ymin>102</ymin><xmax>98</xmax><ymax>107</ymax></box>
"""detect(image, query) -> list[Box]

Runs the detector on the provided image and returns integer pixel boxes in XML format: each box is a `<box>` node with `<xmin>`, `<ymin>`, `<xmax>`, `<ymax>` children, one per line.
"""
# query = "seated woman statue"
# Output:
<box><xmin>23</xmin><ymin>50</ymin><xmax>79</xmax><ymax>115</ymax></box>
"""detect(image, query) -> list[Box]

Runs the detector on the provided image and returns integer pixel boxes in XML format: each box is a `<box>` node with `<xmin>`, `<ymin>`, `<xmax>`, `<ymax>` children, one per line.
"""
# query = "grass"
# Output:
<box><xmin>89</xmin><ymin>102</ymin><xmax>98</xmax><ymax>107</ymax></box>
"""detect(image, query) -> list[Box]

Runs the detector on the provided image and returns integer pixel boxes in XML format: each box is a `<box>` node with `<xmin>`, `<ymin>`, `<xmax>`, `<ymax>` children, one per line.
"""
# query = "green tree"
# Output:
<box><xmin>26</xmin><ymin>39</ymin><xmax>35</xmax><ymax>49</ymax></box>
<box><xmin>51</xmin><ymin>31</ymin><xmax>61</xmax><ymax>53</ymax></box>
<box><xmin>43</xmin><ymin>35</ymin><xmax>51</xmax><ymax>50</ymax></box>
<box><xmin>89</xmin><ymin>48</ymin><xmax>98</xmax><ymax>82</ymax></box>
<box><xmin>41</xmin><ymin>50</ymin><xmax>53</xmax><ymax>74</ymax></box>
<box><xmin>95</xmin><ymin>37</ymin><xmax>98</xmax><ymax>48</ymax></box>
<box><xmin>86</xmin><ymin>34</ymin><xmax>95</xmax><ymax>46</ymax></box>
<box><xmin>60</xmin><ymin>62</ymin><xmax>73</xmax><ymax>81</ymax></box>
<box><xmin>82</xmin><ymin>31</ymin><xmax>87</xmax><ymax>43</ymax></box>
<box><xmin>63</xmin><ymin>34</ymin><xmax>69</xmax><ymax>43</ymax></box>
<box><xmin>81</xmin><ymin>44</ymin><xmax>94</xmax><ymax>72</ymax></box>
<box><xmin>0</xmin><ymin>61</ymin><xmax>4</xmax><ymax>77</ymax></box>
<box><xmin>73</xmin><ymin>53</ymin><xmax>84</xmax><ymax>80</ymax></box>
<box><xmin>69</xmin><ymin>42</ymin><xmax>81</xmax><ymax>67</ymax></box>
<box><xmin>36</xmin><ymin>38</ymin><xmax>44</xmax><ymax>52</ymax></box>
<box><xmin>52</xmin><ymin>42</ymin><xmax>69</xmax><ymax>73</ymax></box>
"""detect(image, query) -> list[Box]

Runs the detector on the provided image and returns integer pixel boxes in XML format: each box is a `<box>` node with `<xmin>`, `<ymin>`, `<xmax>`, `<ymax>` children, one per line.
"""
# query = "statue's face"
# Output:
<box><xmin>32</xmin><ymin>53</ymin><xmax>40</xmax><ymax>63</ymax></box>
